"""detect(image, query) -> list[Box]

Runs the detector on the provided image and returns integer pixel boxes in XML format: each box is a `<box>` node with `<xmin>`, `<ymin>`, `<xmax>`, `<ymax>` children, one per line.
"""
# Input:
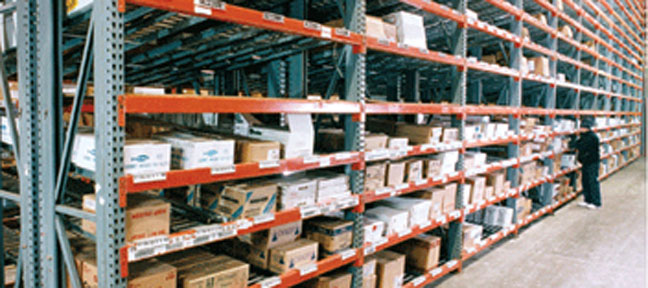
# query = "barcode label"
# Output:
<box><xmin>397</xmin><ymin>228</ymin><xmax>412</xmax><ymax>238</ymax></box>
<box><xmin>340</xmin><ymin>248</ymin><xmax>356</xmax><ymax>260</ymax></box>
<box><xmin>303</xmin><ymin>21</ymin><xmax>321</xmax><ymax>31</ymax></box>
<box><xmin>376</xmin><ymin>187</ymin><xmax>393</xmax><ymax>195</ymax></box>
<box><xmin>335</xmin><ymin>152</ymin><xmax>352</xmax><ymax>160</ymax></box>
<box><xmin>263</xmin><ymin>12</ymin><xmax>284</xmax><ymax>23</ymax></box>
<box><xmin>335</xmin><ymin>28</ymin><xmax>351</xmax><ymax>37</ymax></box>
<box><xmin>259</xmin><ymin>160</ymin><xmax>280</xmax><ymax>169</ymax></box>
<box><xmin>321</xmin><ymin>26</ymin><xmax>332</xmax><ymax>38</ymax></box>
<box><xmin>260</xmin><ymin>277</ymin><xmax>281</xmax><ymax>288</ymax></box>
<box><xmin>319</xmin><ymin>157</ymin><xmax>331</xmax><ymax>167</ymax></box>
<box><xmin>253</xmin><ymin>213</ymin><xmax>275</xmax><ymax>225</ymax></box>
<box><xmin>132</xmin><ymin>172</ymin><xmax>166</xmax><ymax>184</ymax></box>
<box><xmin>411</xmin><ymin>276</ymin><xmax>426</xmax><ymax>287</ymax></box>
<box><xmin>364</xmin><ymin>245</ymin><xmax>376</xmax><ymax>255</ymax></box>
<box><xmin>300</xmin><ymin>205</ymin><xmax>320</xmax><ymax>218</ymax></box>
<box><xmin>430</xmin><ymin>267</ymin><xmax>443</xmax><ymax>277</ymax></box>
<box><xmin>303</xmin><ymin>156</ymin><xmax>321</xmax><ymax>164</ymax></box>
<box><xmin>446</xmin><ymin>260</ymin><xmax>458</xmax><ymax>268</ymax></box>
<box><xmin>299</xmin><ymin>264</ymin><xmax>318</xmax><ymax>276</ymax></box>
<box><xmin>211</xmin><ymin>165</ymin><xmax>235</xmax><ymax>175</ymax></box>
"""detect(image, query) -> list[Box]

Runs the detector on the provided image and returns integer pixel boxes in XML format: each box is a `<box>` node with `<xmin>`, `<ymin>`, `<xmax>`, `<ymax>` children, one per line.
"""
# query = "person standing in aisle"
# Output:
<box><xmin>569</xmin><ymin>117</ymin><xmax>601</xmax><ymax>210</ymax></box>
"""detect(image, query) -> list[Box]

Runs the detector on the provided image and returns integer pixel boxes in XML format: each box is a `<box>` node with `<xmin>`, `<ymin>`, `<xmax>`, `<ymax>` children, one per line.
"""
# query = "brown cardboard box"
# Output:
<box><xmin>424</xmin><ymin>159</ymin><xmax>442</xmax><ymax>179</ymax></box>
<box><xmin>386</xmin><ymin>161</ymin><xmax>406</xmax><ymax>186</ymax></box>
<box><xmin>236</xmin><ymin>138</ymin><xmax>281</xmax><ymax>163</ymax></box>
<box><xmin>533</xmin><ymin>13</ymin><xmax>547</xmax><ymax>25</ymax></box>
<box><xmin>363</xmin><ymin>274</ymin><xmax>377</xmax><ymax>288</ymax></box>
<box><xmin>317</xmin><ymin>128</ymin><xmax>345</xmax><ymax>152</ymax></box>
<box><xmin>482</xmin><ymin>54</ymin><xmax>498</xmax><ymax>65</ymax></box>
<box><xmin>366</xmin><ymin>16</ymin><xmax>387</xmax><ymax>40</ymax></box>
<box><xmin>305</xmin><ymin>217</ymin><xmax>353</xmax><ymax>255</ymax></box>
<box><xmin>410</xmin><ymin>188</ymin><xmax>444</xmax><ymax>219</ymax></box>
<box><xmin>82</xmin><ymin>193</ymin><xmax>170</xmax><ymax>243</ymax></box>
<box><xmin>522</xmin><ymin>27</ymin><xmax>530</xmax><ymax>41</ymax></box>
<box><xmin>503</xmin><ymin>181</ymin><xmax>511</xmax><ymax>195</ymax></box>
<box><xmin>366</xmin><ymin>119</ymin><xmax>398</xmax><ymax>135</ymax></box>
<box><xmin>363</xmin><ymin>256</ymin><xmax>377</xmax><ymax>278</ymax></box>
<box><xmin>269</xmin><ymin>239</ymin><xmax>318</xmax><ymax>274</ymax></box>
<box><xmin>405</xmin><ymin>159</ymin><xmax>423</xmax><ymax>183</ymax></box>
<box><xmin>395</xmin><ymin>124</ymin><xmax>442</xmax><ymax>145</ymax></box>
<box><xmin>215</xmin><ymin>182</ymin><xmax>277</xmax><ymax>220</ymax></box>
<box><xmin>442</xmin><ymin>184</ymin><xmax>457</xmax><ymax>213</ymax></box>
<box><xmin>177</xmin><ymin>255</ymin><xmax>249</xmax><ymax>288</ymax></box>
<box><xmin>466</xmin><ymin>177</ymin><xmax>486</xmax><ymax>205</ymax></box>
<box><xmin>305</xmin><ymin>271</ymin><xmax>352</xmax><ymax>288</ymax></box>
<box><xmin>365</xmin><ymin>163</ymin><xmax>387</xmax><ymax>192</ymax></box>
<box><xmin>462</xmin><ymin>223</ymin><xmax>483</xmax><ymax>250</ymax></box>
<box><xmin>78</xmin><ymin>250</ymin><xmax>177</xmax><ymax>288</ymax></box>
<box><xmin>559</xmin><ymin>25</ymin><xmax>572</xmax><ymax>38</ymax></box>
<box><xmin>231</xmin><ymin>239</ymin><xmax>270</xmax><ymax>269</ymax></box>
<box><xmin>375</xmin><ymin>250</ymin><xmax>405</xmax><ymax>288</ymax></box>
<box><xmin>366</xmin><ymin>134</ymin><xmax>389</xmax><ymax>151</ymax></box>
<box><xmin>442</xmin><ymin>128</ymin><xmax>459</xmax><ymax>143</ymax></box>
<box><xmin>584</xmin><ymin>40</ymin><xmax>595</xmax><ymax>51</ymax></box>
<box><xmin>391</xmin><ymin>234</ymin><xmax>441</xmax><ymax>271</ymax></box>
<box><xmin>239</xmin><ymin>221</ymin><xmax>302</xmax><ymax>249</ymax></box>
<box><xmin>383</xmin><ymin>23</ymin><xmax>397</xmax><ymax>43</ymax></box>
<box><xmin>486</xmin><ymin>172</ymin><xmax>505</xmax><ymax>196</ymax></box>
<box><xmin>530</xmin><ymin>57</ymin><xmax>549</xmax><ymax>76</ymax></box>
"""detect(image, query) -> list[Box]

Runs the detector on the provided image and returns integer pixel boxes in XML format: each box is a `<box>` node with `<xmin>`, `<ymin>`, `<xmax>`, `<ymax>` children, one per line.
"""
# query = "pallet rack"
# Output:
<box><xmin>0</xmin><ymin>0</ymin><xmax>644</xmax><ymax>287</ymax></box>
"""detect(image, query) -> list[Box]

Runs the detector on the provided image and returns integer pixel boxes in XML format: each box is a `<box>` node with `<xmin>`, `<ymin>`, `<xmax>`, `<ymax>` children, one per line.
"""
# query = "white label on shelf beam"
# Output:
<box><xmin>263</xmin><ymin>12</ymin><xmax>284</xmax><ymax>23</ymax></box>
<box><xmin>211</xmin><ymin>165</ymin><xmax>235</xmax><ymax>175</ymax></box>
<box><xmin>376</xmin><ymin>187</ymin><xmax>393</xmax><ymax>195</ymax></box>
<box><xmin>299</xmin><ymin>264</ymin><xmax>318</xmax><ymax>276</ymax></box>
<box><xmin>335</xmin><ymin>152</ymin><xmax>353</xmax><ymax>160</ymax></box>
<box><xmin>253</xmin><ymin>213</ymin><xmax>275</xmax><ymax>225</ymax></box>
<box><xmin>132</xmin><ymin>172</ymin><xmax>166</xmax><ymax>184</ymax></box>
<box><xmin>395</xmin><ymin>183</ymin><xmax>410</xmax><ymax>191</ymax></box>
<box><xmin>260</xmin><ymin>277</ymin><xmax>282</xmax><ymax>288</ymax></box>
<box><xmin>450</xmin><ymin>211</ymin><xmax>461</xmax><ymax>219</ymax></box>
<box><xmin>300</xmin><ymin>205</ymin><xmax>320</xmax><ymax>218</ymax></box>
<box><xmin>259</xmin><ymin>160</ymin><xmax>280</xmax><ymax>169</ymax></box>
<box><xmin>436</xmin><ymin>216</ymin><xmax>447</xmax><ymax>224</ymax></box>
<box><xmin>421</xmin><ymin>143</ymin><xmax>436</xmax><ymax>151</ymax></box>
<box><xmin>415</xmin><ymin>179</ymin><xmax>429</xmax><ymax>186</ymax></box>
<box><xmin>303</xmin><ymin>155</ymin><xmax>321</xmax><ymax>164</ymax></box>
<box><xmin>364</xmin><ymin>245</ymin><xmax>376</xmax><ymax>256</ymax></box>
<box><xmin>319</xmin><ymin>157</ymin><xmax>331</xmax><ymax>167</ymax></box>
<box><xmin>446</xmin><ymin>260</ymin><xmax>458</xmax><ymax>268</ymax></box>
<box><xmin>321</xmin><ymin>26</ymin><xmax>332</xmax><ymax>39</ymax></box>
<box><xmin>339</xmin><ymin>248</ymin><xmax>356</xmax><ymax>260</ymax></box>
<box><xmin>397</xmin><ymin>229</ymin><xmax>412</xmax><ymax>238</ymax></box>
<box><xmin>420</xmin><ymin>220</ymin><xmax>432</xmax><ymax>228</ymax></box>
<box><xmin>430</xmin><ymin>267</ymin><xmax>443</xmax><ymax>277</ymax></box>
<box><xmin>303</xmin><ymin>21</ymin><xmax>322</xmax><ymax>31</ymax></box>
<box><xmin>411</xmin><ymin>276</ymin><xmax>427</xmax><ymax>287</ymax></box>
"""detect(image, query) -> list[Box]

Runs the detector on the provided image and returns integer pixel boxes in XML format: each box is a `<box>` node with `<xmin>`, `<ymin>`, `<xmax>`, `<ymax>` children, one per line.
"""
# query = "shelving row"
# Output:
<box><xmin>0</xmin><ymin>0</ymin><xmax>643</xmax><ymax>287</ymax></box>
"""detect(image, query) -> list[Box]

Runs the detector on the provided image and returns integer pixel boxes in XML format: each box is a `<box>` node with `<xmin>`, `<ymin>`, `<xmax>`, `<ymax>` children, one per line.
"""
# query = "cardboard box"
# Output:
<box><xmin>522</xmin><ymin>27</ymin><xmax>530</xmax><ymax>41</ymax></box>
<box><xmin>503</xmin><ymin>181</ymin><xmax>511</xmax><ymax>195</ymax></box>
<box><xmin>424</xmin><ymin>159</ymin><xmax>442</xmax><ymax>179</ymax></box>
<box><xmin>442</xmin><ymin>128</ymin><xmax>459</xmax><ymax>143</ymax></box>
<box><xmin>533</xmin><ymin>13</ymin><xmax>547</xmax><ymax>25</ymax></box>
<box><xmin>231</xmin><ymin>239</ymin><xmax>270</xmax><ymax>269</ymax></box>
<box><xmin>386</xmin><ymin>161</ymin><xmax>406</xmax><ymax>187</ymax></box>
<box><xmin>554</xmin><ymin>0</ymin><xmax>563</xmax><ymax>10</ymax></box>
<box><xmin>466</xmin><ymin>177</ymin><xmax>486</xmax><ymax>205</ymax></box>
<box><xmin>379</xmin><ymin>197</ymin><xmax>431</xmax><ymax>228</ymax></box>
<box><xmin>464</xmin><ymin>152</ymin><xmax>487</xmax><ymax>168</ymax></box>
<box><xmin>388</xmin><ymin>137</ymin><xmax>409</xmax><ymax>149</ymax></box>
<box><xmin>363</xmin><ymin>275</ymin><xmax>377</xmax><ymax>288</ymax></box>
<box><xmin>305</xmin><ymin>271</ymin><xmax>352</xmax><ymax>288</ymax></box>
<box><xmin>374</xmin><ymin>250</ymin><xmax>405</xmax><ymax>288</ymax></box>
<box><xmin>391</xmin><ymin>234</ymin><xmax>441</xmax><ymax>271</ymax></box>
<box><xmin>215</xmin><ymin>182</ymin><xmax>277</xmax><ymax>220</ymax></box>
<box><xmin>239</xmin><ymin>221</ymin><xmax>302</xmax><ymax>250</ymax></box>
<box><xmin>311</xmin><ymin>172</ymin><xmax>351</xmax><ymax>202</ymax></box>
<box><xmin>269</xmin><ymin>239</ymin><xmax>318</xmax><ymax>274</ymax></box>
<box><xmin>461</xmin><ymin>184</ymin><xmax>472</xmax><ymax>207</ymax></box>
<box><xmin>486</xmin><ymin>172</ymin><xmax>505</xmax><ymax>196</ymax></box>
<box><xmin>236</xmin><ymin>138</ymin><xmax>281</xmax><ymax>163</ymax></box>
<box><xmin>432</xmin><ymin>151</ymin><xmax>459</xmax><ymax>175</ymax></box>
<box><xmin>305</xmin><ymin>217</ymin><xmax>353</xmax><ymax>255</ymax></box>
<box><xmin>366</xmin><ymin>134</ymin><xmax>389</xmax><ymax>151</ymax></box>
<box><xmin>363</xmin><ymin>256</ymin><xmax>377</xmax><ymax>277</ymax></box>
<box><xmin>82</xmin><ymin>193</ymin><xmax>170</xmax><ymax>243</ymax></box>
<box><xmin>72</xmin><ymin>133</ymin><xmax>171</xmax><ymax>175</ymax></box>
<box><xmin>384</xmin><ymin>11</ymin><xmax>427</xmax><ymax>49</ymax></box>
<box><xmin>274</xmin><ymin>176</ymin><xmax>317</xmax><ymax>210</ymax></box>
<box><xmin>364</xmin><ymin>218</ymin><xmax>386</xmax><ymax>244</ymax></box>
<box><xmin>365</xmin><ymin>206</ymin><xmax>409</xmax><ymax>236</ymax></box>
<box><xmin>529</xmin><ymin>57</ymin><xmax>549</xmax><ymax>77</ymax></box>
<box><xmin>405</xmin><ymin>159</ymin><xmax>423</xmax><ymax>183</ymax></box>
<box><xmin>484</xmin><ymin>186</ymin><xmax>494</xmax><ymax>199</ymax></box>
<box><xmin>365</xmin><ymin>163</ymin><xmax>387</xmax><ymax>192</ymax></box>
<box><xmin>442</xmin><ymin>183</ymin><xmax>457</xmax><ymax>213</ymax></box>
<box><xmin>176</xmin><ymin>255</ymin><xmax>249</xmax><ymax>288</ymax></box>
<box><xmin>383</xmin><ymin>22</ymin><xmax>397</xmax><ymax>43</ymax></box>
<box><xmin>155</xmin><ymin>132</ymin><xmax>234</xmax><ymax>170</ymax></box>
<box><xmin>409</xmin><ymin>188</ymin><xmax>444</xmax><ymax>219</ymax></box>
<box><xmin>366</xmin><ymin>16</ymin><xmax>387</xmax><ymax>40</ymax></box>
<box><xmin>243</xmin><ymin>114</ymin><xmax>314</xmax><ymax>158</ymax></box>
<box><xmin>395</xmin><ymin>124</ymin><xmax>442</xmax><ymax>144</ymax></box>
<box><xmin>559</xmin><ymin>25</ymin><xmax>572</xmax><ymax>38</ymax></box>
<box><xmin>78</xmin><ymin>251</ymin><xmax>176</xmax><ymax>288</ymax></box>
<box><xmin>462</xmin><ymin>223</ymin><xmax>483</xmax><ymax>250</ymax></box>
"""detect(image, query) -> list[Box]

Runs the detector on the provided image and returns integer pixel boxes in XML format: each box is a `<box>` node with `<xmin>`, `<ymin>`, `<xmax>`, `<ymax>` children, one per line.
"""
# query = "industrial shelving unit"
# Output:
<box><xmin>0</xmin><ymin>0</ymin><xmax>645</xmax><ymax>287</ymax></box>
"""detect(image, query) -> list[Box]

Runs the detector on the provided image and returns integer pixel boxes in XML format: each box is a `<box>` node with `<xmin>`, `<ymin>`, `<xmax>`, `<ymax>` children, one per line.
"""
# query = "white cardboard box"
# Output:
<box><xmin>464</xmin><ymin>152</ymin><xmax>487</xmax><ymax>168</ymax></box>
<box><xmin>432</xmin><ymin>151</ymin><xmax>459</xmax><ymax>175</ymax></box>
<box><xmin>274</xmin><ymin>176</ymin><xmax>317</xmax><ymax>210</ymax></box>
<box><xmin>365</xmin><ymin>206</ymin><xmax>409</xmax><ymax>236</ymax></box>
<box><xmin>311</xmin><ymin>172</ymin><xmax>350</xmax><ymax>203</ymax></box>
<box><xmin>72</xmin><ymin>133</ymin><xmax>171</xmax><ymax>175</ymax></box>
<box><xmin>363</xmin><ymin>218</ymin><xmax>386</xmax><ymax>244</ymax></box>
<box><xmin>155</xmin><ymin>132</ymin><xmax>234</xmax><ymax>170</ymax></box>
<box><xmin>385</xmin><ymin>11</ymin><xmax>427</xmax><ymax>49</ymax></box>
<box><xmin>379</xmin><ymin>197</ymin><xmax>431</xmax><ymax>228</ymax></box>
<box><xmin>244</xmin><ymin>114</ymin><xmax>314</xmax><ymax>159</ymax></box>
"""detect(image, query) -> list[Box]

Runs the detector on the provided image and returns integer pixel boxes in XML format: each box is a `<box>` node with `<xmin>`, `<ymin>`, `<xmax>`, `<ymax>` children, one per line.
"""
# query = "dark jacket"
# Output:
<box><xmin>569</xmin><ymin>130</ymin><xmax>600</xmax><ymax>166</ymax></box>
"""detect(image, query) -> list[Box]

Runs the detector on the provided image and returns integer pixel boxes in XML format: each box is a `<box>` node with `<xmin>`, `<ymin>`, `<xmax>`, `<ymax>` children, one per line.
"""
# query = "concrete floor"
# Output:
<box><xmin>434</xmin><ymin>159</ymin><xmax>646</xmax><ymax>288</ymax></box>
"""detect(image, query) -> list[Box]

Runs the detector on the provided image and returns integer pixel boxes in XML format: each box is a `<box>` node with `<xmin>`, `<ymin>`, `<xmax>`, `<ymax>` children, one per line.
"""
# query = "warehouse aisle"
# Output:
<box><xmin>434</xmin><ymin>159</ymin><xmax>646</xmax><ymax>288</ymax></box>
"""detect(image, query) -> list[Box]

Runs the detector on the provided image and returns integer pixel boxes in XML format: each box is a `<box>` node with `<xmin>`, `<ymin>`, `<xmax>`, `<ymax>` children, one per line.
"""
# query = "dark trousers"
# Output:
<box><xmin>581</xmin><ymin>163</ymin><xmax>601</xmax><ymax>207</ymax></box>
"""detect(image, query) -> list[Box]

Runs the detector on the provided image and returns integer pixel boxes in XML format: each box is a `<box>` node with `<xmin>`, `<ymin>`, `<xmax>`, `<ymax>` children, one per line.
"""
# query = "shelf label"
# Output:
<box><xmin>446</xmin><ymin>260</ymin><xmax>458</xmax><ymax>268</ymax></box>
<box><xmin>299</xmin><ymin>264</ymin><xmax>318</xmax><ymax>276</ymax></box>
<box><xmin>339</xmin><ymin>248</ymin><xmax>356</xmax><ymax>260</ymax></box>
<box><xmin>430</xmin><ymin>267</ymin><xmax>443</xmax><ymax>277</ymax></box>
<box><xmin>376</xmin><ymin>187</ymin><xmax>393</xmax><ymax>195</ymax></box>
<box><xmin>260</xmin><ymin>277</ymin><xmax>282</xmax><ymax>288</ymax></box>
<box><xmin>395</xmin><ymin>183</ymin><xmax>410</xmax><ymax>191</ymax></box>
<box><xmin>263</xmin><ymin>12</ymin><xmax>285</xmax><ymax>23</ymax></box>
<box><xmin>319</xmin><ymin>157</ymin><xmax>331</xmax><ymax>167</ymax></box>
<box><xmin>420</xmin><ymin>220</ymin><xmax>432</xmax><ymax>229</ymax></box>
<box><xmin>450</xmin><ymin>211</ymin><xmax>461</xmax><ymax>219</ymax></box>
<box><xmin>300</xmin><ymin>205</ymin><xmax>320</xmax><ymax>218</ymax></box>
<box><xmin>397</xmin><ymin>228</ymin><xmax>412</xmax><ymax>238</ymax></box>
<box><xmin>303</xmin><ymin>21</ymin><xmax>322</xmax><ymax>31</ymax></box>
<box><xmin>211</xmin><ymin>165</ymin><xmax>235</xmax><ymax>175</ymax></box>
<box><xmin>321</xmin><ymin>26</ymin><xmax>332</xmax><ymax>39</ymax></box>
<box><xmin>132</xmin><ymin>172</ymin><xmax>166</xmax><ymax>184</ymax></box>
<box><xmin>335</xmin><ymin>28</ymin><xmax>351</xmax><ymax>37</ymax></box>
<box><xmin>335</xmin><ymin>152</ymin><xmax>352</xmax><ymax>160</ymax></box>
<box><xmin>364</xmin><ymin>245</ymin><xmax>376</xmax><ymax>256</ymax></box>
<box><xmin>165</xmin><ymin>235</ymin><xmax>184</xmax><ymax>252</ymax></box>
<box><xmin>415</xmin><ymin>179</ymin><xmax>428</xmax><ymax>186</ymax></box>
<box><xmin>421</xmin><ymin>143</ymin><xmax>436</xmax><ymax>151</ymax></box>
<box><xmin>303</xmin><ymin>155</ymin><xmax>321</xmax><ymax>164</ymax></box>
<box><xmin>259</xmin><ymin>160</ymin><xmax>280</xmax><ymax>169</ymax></box>
<box><xmin>253</xmin><ymin>213</ymin><xmax>275</xmax><ymax>225</ymax></box>
<box><xmin>411</xmin><ymin>276</ymin><xmax>426</xmax><ymax>287</ymax></box>
<box><xmin>397</xmin><ymin>42</ymin><xmax>409</xmax><ymax>49</ymax></box>
<box><xmin>435</xmin><ymin>216</ymin><xmax>446</xmax><ymax>224</ymax></box>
